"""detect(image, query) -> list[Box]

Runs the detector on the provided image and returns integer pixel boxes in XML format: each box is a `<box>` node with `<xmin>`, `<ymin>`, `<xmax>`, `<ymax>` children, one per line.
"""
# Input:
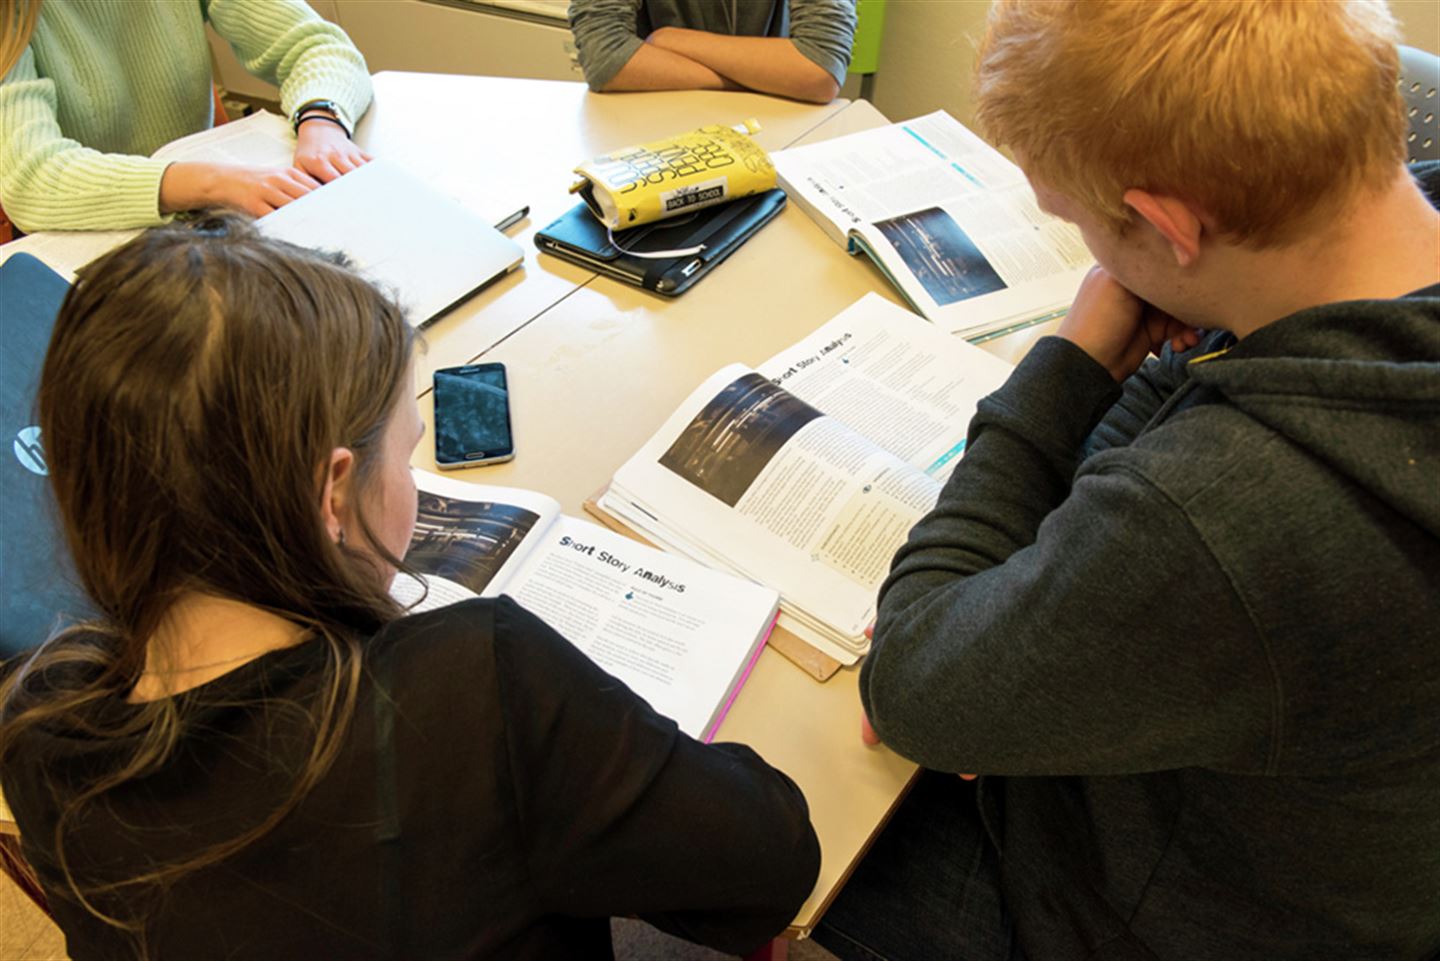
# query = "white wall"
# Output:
<box><xmin>869</xmin><ymin>0</ymin><xmax>989</xmax><ymax>128</ymax></box>
<box><xmin>870</xmin><ymin>0</ymin><xmax>1440</xmax><ymax>131</ymax></box>
<box><xmin>1392</xmin><ymin>0</ymin><xmax>1440</xmax><ymax>56</ymax></box>
<box><xmin>210</xmin><ymin>0</ymin><xmax>580</xmax><ymax>103</ymax></box>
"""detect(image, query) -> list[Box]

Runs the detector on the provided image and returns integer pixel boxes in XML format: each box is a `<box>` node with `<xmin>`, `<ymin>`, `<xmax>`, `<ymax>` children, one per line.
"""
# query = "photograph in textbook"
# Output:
<box><xmin>601</xmin><ymin>293</ymin><xmax>1018</xmax><ymax>665</ymax></box>
<box><xmin>405</xmin><ymin>492</ymin><xmax>541</xmax><ymax>595</ymax></box>
<box><xmin>872</xmin><ymin>207</ymin><xmax>1007</xmax><ymax>306</ymax></box>
<box><xmin>659</xmin><ymin>373</ymin><xmax>824</xmax><ymax>507</ymax></box>
<box><xmin>772</xmin><ymin>110</ymin><xmax>1092</xmax><ymax>337</ymax></box>
<box><xmin>392</xmin><ymin>472</ymin><xmax>780</xmax><ymax>741</ymax></box>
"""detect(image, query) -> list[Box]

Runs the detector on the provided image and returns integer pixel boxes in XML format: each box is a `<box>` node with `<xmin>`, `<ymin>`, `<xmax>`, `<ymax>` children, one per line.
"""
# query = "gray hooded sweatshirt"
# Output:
<box><xmin>863</xmin><ymin>234</ymin><xmax>1440</xmax><ymax>954</ymax></box>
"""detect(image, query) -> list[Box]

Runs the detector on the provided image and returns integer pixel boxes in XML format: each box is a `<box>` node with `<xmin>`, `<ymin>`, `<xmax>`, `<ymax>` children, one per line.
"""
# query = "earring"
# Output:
<box><xmin>336</xmin><ymin>528</ymin><xmax>347</xmax><ymax>547</ymax></box>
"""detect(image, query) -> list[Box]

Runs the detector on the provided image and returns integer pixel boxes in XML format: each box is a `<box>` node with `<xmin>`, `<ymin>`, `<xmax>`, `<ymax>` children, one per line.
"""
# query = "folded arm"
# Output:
<box><xmin>648</xmin><ymin>0</ymin><xmax>858</xmax><ymax>103</ymax></box>
<box><xmin>600</xmin><ymin>41</ymin><xmax>735</xmax><ymax>93</ymax></box>
<box><xmin>643</xmin><ymin>29</ymin><xmax>839</xmax><ymax>103</ymax></box>
<box><xmin>569</xmin><ymin>0</ymin><xmax>853</xmax><ymax>102</ymax></box>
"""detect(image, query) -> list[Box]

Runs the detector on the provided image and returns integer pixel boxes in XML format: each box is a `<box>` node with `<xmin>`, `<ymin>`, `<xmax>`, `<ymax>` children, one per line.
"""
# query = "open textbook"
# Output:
<box><xmin>597</xmin><ymin>294</ymin><xmax>1015</xmax><ymax>665</ymax></box>
<box><xmin>0</xmin><ymin>111</ymin><xmax>527</xmax><ymax>286</ymax></box>
<box><xmin>772</xmin><ymin>110</ymin><xmax>1093</xmax><ymax>341</ymax></box>
<box><xmin>390</xmin><ymin>471</ymin><xmax>780</xmax><ymax>741</ymax></box>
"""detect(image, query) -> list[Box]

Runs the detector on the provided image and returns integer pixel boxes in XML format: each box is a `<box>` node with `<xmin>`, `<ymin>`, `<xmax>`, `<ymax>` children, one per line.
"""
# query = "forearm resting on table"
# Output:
<box><xmin>159</xmin><ymin>162</ymin><xmax>228</xmax><ymax>213</ymax></box>
<box><xmin>646</xmin><ymin>28</ymin><xmax>839</xmax><ymax>103</ymax></box>
<box><xmin>159</xmin><ymin>161</ymin><xmax>317</xmax><ymax>218</ymax></box>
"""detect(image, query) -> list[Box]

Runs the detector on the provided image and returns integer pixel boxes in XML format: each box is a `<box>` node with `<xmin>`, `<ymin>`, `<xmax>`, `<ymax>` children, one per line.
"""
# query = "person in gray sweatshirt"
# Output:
<box><xmin>568</xmin><ymin>0</ymin><xmax>855</xmax><ymax>103</ymax></box>
<box><xmin>814</xmin><ymin>2</ymin><xmax>1440</xmax><ymax>960</ymax></box>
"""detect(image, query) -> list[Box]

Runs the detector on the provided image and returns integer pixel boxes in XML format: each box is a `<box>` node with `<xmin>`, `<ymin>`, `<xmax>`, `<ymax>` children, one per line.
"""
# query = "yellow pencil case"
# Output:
<box><xmin>571</xmin><ymin>120</ymin><xmax>776</xmax><ymax>230</ymax></box>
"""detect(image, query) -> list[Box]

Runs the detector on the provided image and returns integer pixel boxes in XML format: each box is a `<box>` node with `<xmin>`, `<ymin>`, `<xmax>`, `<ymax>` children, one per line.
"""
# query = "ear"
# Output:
<box><xmin>1122</xmin><ymin>189</ymin><xmax>1206</xmax><ymax>267</ymax></box>
<box><xmin>318</xmin><ymin>447</ymin><xmax>356</xmax><ymax>544</ymax></box>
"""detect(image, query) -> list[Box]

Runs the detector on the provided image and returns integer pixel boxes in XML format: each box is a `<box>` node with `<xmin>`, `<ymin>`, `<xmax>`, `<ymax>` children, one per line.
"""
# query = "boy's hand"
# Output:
<box><xmin>861</xmin><ymin>711</ymin><xmax>881</xmax><ymax>745</ymax></box>
<box><xmin>1059</xmin><ymin>266</ymin><xmax>1201</xmax><ymax>381</ymax></box>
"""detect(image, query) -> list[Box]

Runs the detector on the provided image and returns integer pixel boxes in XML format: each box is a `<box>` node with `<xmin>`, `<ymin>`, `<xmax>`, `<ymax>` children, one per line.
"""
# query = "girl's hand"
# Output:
<box><xmin>160</xmin><ymin>161</ymin><xmax>322</xmax><ymax>217</ymax></box>
<box><xmin>293</xmin><ymin>116</ymin><xmax>372</xmax><ymax>183</ymax></box>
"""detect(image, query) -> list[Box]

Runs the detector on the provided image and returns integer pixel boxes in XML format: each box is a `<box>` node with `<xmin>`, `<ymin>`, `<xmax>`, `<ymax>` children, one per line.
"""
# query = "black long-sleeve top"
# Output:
<box><xmin>4</xmin><ymin>596</ymin><xmax>820</xmax><ymax>959</ymax></box>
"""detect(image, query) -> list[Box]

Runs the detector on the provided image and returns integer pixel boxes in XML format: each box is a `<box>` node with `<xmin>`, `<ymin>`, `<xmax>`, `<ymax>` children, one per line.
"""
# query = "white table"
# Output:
<box><xmin>358</xmin><ymin>71</ymin><xmax>855</xmax><ymax>386</ymax></box>
<box><xmin>1</xmin><ymin>75</ymin><xmax>1062</xmax><ymax>938</ymax></box>
<box><xmin>399</xmin><ymin>84</ymin><xmax>1059</xmax><ymax>935</ymax></box>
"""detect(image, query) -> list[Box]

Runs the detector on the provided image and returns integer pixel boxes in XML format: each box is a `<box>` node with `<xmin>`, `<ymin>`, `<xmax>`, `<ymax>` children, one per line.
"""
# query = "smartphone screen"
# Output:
<box><xmin>433</xmin><ymin>363</ymin><xmax>514</xmax><ymax>468</ymax></box>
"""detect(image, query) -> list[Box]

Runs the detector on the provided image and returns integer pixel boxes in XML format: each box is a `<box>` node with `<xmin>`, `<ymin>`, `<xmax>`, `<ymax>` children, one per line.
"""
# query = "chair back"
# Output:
<box><xmin>1398</xmin><ymin>44</ymin><xmax>1438</xmax><ymax>163</ymax></box>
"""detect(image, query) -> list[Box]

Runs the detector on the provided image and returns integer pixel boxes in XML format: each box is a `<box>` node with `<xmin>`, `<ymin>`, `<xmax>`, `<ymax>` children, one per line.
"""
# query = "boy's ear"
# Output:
<box><xmin>319</xmin><ymin>447</ymin><xmax>356</xmax><ymax>543</ymax></box>
<box><xmin>1123</xmin><ymin>189</ymin><xmax>1206</xmax><ymax>267</ymax></box>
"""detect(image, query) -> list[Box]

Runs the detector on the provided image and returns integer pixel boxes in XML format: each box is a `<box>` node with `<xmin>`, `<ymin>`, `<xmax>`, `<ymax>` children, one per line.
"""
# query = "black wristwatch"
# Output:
<box><xmin>291</xmin><ymin>99</ymin><xmax>347</xmax><ymax>135</ymax></box>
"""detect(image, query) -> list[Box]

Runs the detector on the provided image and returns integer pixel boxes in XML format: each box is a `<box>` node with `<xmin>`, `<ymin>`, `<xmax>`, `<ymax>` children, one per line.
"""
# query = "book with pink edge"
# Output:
<box><xmin>392</xmin><ymin>470</ymin><xmax>781</xmax><ymax>742</ymax></box>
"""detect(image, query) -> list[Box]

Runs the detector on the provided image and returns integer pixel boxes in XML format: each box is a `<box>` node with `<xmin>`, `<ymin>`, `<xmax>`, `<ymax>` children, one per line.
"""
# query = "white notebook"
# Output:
<box><xmin>257</xmin><ymin>158</ymin><xmax>525</xmax><ymax>326</ymax></box>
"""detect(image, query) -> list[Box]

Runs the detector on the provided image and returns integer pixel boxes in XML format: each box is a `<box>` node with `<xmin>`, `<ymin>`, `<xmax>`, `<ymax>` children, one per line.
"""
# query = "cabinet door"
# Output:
<box><xmin>334</xmin><ymin>0</ymin><xmax>581</xmax><ymax>82</ymax></box>
<box><xmin>207</xmin><ymin>0</ymin><xmax>582</xmax><ymax>104</ymax></box>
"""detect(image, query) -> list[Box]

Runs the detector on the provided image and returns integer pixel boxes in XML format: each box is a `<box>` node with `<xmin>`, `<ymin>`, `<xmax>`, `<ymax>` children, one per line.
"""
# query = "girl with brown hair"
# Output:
<box><xmin>0</xmin><ymin>215</ymin><xmax>819</xmax><ymax>959</ymax></box>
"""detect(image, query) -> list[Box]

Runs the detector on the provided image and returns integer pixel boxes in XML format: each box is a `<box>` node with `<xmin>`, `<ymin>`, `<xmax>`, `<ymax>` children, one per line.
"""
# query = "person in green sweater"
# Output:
<box><xmin>0</xmin><ymin>0</ymin><xmax>373</xmax><ymax>233</ymax></box>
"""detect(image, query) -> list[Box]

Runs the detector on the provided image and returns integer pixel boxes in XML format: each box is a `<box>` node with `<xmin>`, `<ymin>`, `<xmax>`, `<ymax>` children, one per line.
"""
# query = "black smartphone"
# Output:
<box><xmin>433</xmin><ymin>362</ymin><xmax>515</xmax><ymax>469</ymax></box>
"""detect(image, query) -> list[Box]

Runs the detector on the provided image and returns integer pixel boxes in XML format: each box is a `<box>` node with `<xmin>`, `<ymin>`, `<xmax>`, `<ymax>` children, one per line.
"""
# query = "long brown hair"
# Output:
<box><xmin>1</xmin><ymin>0</ymin><xmax>41</xmax><ymax>79</ymax></box>
<box><xmin>0</xmin><ymin>214</ymin><xmax>416</xmax><ymax>944</ymax></box>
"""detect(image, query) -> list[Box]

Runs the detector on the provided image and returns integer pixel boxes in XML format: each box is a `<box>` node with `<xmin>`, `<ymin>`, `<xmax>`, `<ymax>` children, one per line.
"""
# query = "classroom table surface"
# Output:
<box><xmin>360</xmin><ymin>71</ymin><xmax>854</xmax><ymax>385</ymax></box>
<box><xmin>404</xmin><ymin>84</ymin><xmax>1061</xmax><ymax>935</ymax></box>
<box><xmin>396</xmin><ymin>86</ymin><xmax>923</xmax><ymax>935</ymax></box>
<box><xmin>0</xmin><ymin>73</ymin><xmax>1064</xmax><ymax>939</ymax></box>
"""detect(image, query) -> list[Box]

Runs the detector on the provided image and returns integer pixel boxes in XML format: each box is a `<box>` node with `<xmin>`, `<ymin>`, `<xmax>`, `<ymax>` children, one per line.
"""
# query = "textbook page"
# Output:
<box><xmin>607</xmin><ymin>365</ymin><xmax>943</xmax><ymax>654</ymax></box>
<box><xmin>391</xmin><ymin>473</ymin><xmax>563</xmax><ymax>610</ymax></box>
<box><xmin>757</xmin><ymin>293</ymin><xmax>1013</xmax><ymax>484</ymax></box>
<box><xmin>392</xmin><ymin>471</ymin><xmax>778</xmax><ymax>740</ymax></box>
<box><xmin>151</xmin><ymin>110</ymin><xmax>294</xmax><ymax>167</ymax></box>
<box><xmin>0</xmin><ymin>229</ymin><xmax>133</xmax><ymax>282</ymax></box>
<box><xmin>773</xmin><ymin>111</ymin><xmax>1093</xmax><ymax>338</ymax></box>
<box><xmin>502</xmin><ymin>514</ymin><xmax>779</xmax><ymax>740</ymax></box>
<box><xmin>581</xmin><ymin>500</ymin><xmax>857</xmax><ymax>665</ymax></box>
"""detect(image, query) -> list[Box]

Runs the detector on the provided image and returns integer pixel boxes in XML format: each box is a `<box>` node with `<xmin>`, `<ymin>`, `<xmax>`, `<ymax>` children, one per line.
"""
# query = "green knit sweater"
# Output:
<box><xmin>0</xmin><ymin>0</ymin><xmax>372</xmax><ymax>232</ymax></box>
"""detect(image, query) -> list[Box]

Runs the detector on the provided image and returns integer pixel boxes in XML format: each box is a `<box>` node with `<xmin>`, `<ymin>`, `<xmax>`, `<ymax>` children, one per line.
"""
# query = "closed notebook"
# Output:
<box><xmin>534</xmin><ymin>189</ymin><xmax>786</xmax><ymax>296</ymax></box>
<box><xmin>257</xmin><ymin>158</ymin><xmax>525</xmax><ymax>326</ymax></box>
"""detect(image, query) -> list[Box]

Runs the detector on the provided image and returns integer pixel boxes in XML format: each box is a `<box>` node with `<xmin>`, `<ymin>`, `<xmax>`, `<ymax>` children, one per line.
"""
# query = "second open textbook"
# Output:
<box><xmin>597</xmin><ymin>294</ymin><xmax>1016</xmax><ymax>665</ymax></box>
<box><xmin>391</xmin><ymin>471</ymin><xmax>780</xmax><ymax>741</ymax></box>
<box><xmin>772</xmin><ymin>110</ymin><xmax>1093</xmax><ymax>340</ymax></box>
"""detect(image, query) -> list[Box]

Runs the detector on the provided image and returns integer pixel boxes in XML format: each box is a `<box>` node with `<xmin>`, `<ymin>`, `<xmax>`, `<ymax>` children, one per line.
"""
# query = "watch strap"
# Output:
<box><xmin>291</xmin><ymin>99</ymin><xmax>348</xmax><ymax>136</ymax></box>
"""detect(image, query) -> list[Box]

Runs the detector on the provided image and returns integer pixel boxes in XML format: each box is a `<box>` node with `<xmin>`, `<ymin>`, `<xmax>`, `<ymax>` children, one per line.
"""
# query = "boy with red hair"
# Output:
<box><xmin>821</xmin><ymin>3</ymin><xmax>1440</xmax><ymax>958</ymax></box>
